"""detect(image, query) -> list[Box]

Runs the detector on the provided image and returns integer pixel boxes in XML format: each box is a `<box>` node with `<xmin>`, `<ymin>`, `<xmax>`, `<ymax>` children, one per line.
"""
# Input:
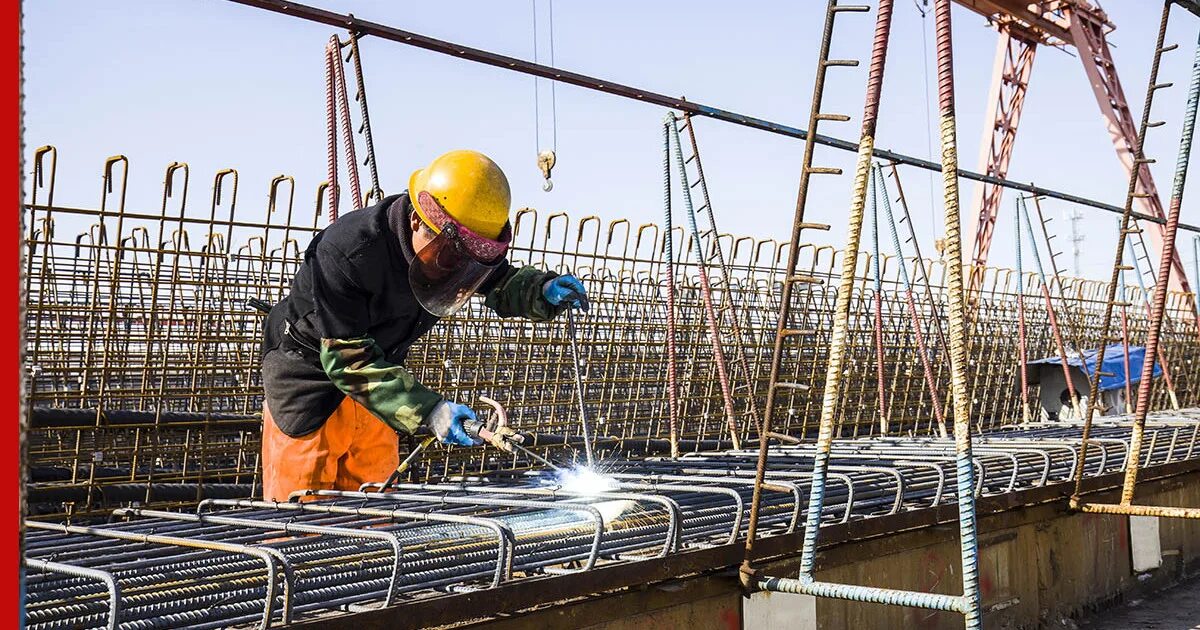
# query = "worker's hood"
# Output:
<box><xmin>403</xmin><ymin>190</ymin><xmax>511</xmax><ymax>317</ymax></box>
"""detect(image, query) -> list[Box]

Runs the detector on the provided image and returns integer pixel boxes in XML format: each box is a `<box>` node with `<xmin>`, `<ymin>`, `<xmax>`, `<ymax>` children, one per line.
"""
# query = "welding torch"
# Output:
<box><xmin>467</xmin><ymin>396</ymin><xmax>561</xmax><ymax>471</ymax></box>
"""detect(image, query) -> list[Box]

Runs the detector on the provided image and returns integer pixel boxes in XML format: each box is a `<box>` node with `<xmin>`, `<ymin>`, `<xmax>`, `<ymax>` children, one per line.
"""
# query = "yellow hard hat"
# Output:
<box><xmin>408</xmin><ymin>150</ymin><xmax>511</xmax><ymax>240</ymax></box>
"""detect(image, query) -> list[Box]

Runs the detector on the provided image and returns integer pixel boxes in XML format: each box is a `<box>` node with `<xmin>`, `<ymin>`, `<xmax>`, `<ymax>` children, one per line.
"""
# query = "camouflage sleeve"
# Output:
<box><xmin>482</xmin><ymin>264</ymin><xmax>564</xmax><ymax>321</ymax></box>
<box><xmin>319</xmin><ymin>336</ymin><xmax>443</xmax><ymax>434</ymax></box>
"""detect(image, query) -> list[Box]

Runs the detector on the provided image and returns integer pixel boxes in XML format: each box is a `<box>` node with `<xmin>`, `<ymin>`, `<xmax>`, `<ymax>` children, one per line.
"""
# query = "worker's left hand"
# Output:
<box><xmin>425</xmin><ymin>400</ymin><xmax>482</xmax><ymax>447</ymax></box>
<box><xmin>543</xmin><ymin>275</ymin><xmax>589</xmax><ymax>312</ymax></box>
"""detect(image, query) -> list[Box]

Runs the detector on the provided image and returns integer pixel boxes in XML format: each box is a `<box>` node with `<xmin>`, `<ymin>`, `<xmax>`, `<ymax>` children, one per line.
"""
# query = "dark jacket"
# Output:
<box><xmin>262</xmin><ymin>193</ymin><xmax>561</xmax><ymax>437</ymax></box>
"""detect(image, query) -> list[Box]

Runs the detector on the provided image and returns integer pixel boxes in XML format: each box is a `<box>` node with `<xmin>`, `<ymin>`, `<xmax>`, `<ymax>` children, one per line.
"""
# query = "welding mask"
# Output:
<box><xmin>409</xmin><ymin>191</ymin><xmax>511</xmax><ymax>317</ymax></box>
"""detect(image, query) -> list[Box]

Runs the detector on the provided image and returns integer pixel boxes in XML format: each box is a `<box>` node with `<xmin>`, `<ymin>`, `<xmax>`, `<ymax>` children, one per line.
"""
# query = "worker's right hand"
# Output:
<box><xmin>425</xmin><ymin>400</ymin><xmax>482</xmax><ymax>447</ymax></box>
<box><xmin>484</xmin><ymin>425</ymin><xmax>523</xmax><ymax>453</ymax></box>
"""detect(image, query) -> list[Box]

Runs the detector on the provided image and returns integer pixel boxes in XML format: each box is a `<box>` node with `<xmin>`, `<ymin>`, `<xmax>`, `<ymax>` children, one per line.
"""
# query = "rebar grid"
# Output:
<box><xmin>22</xmin><ymin>146</ymin><xmax>1200</xmax><ymax>518</ymax></box>
<box><xmin>22</xmin><ymin>421</ymin><xmax>1196</xmax><ymax>629</ymax></box>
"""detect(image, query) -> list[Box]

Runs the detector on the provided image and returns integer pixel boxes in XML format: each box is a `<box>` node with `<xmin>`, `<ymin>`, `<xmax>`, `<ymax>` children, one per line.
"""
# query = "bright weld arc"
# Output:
<box><xmin>552</xmin><ymin>464</ymin><xmax>635</xmax><ymax>524</ymax></box>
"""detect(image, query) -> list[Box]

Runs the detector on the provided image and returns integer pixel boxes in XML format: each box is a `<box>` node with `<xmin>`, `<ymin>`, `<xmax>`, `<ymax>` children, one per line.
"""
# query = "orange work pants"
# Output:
<box><xmin>261</xmin><ymin>396</ymin><xmax>399</xmax><ymax>501</ymax></box>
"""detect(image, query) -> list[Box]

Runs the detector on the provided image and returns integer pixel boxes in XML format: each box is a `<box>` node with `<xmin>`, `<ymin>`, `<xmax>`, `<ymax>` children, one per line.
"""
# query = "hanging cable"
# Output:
<box><xmin>532</xmin><ymin>0</ymin><xmax>557</xmax><ymax>191</ymax></box>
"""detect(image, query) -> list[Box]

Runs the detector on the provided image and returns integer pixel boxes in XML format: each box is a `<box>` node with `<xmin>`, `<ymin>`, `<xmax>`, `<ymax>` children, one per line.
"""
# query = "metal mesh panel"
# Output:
<box><xmin>23</xmin><ymin>149</ymin><xmax>1200</xmax><ymax>516</ymax></box>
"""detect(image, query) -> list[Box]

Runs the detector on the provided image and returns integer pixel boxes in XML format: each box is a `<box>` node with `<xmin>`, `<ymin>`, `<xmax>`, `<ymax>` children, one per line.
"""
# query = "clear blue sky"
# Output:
<box><xmin>22</xmin><ymin>1</ymin><xmax>1200</xmax><ymax>283</ymax></box>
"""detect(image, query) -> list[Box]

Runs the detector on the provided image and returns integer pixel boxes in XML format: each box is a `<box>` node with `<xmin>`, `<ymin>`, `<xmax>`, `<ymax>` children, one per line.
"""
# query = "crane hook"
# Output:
<box><xmin>538</xmin><ymin>149</ymin><xmax>556</xmax><ymax>192</ymax></box>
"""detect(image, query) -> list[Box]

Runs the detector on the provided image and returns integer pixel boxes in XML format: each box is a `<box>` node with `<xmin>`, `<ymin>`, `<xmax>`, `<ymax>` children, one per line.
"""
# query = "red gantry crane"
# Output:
<box><xmin>961</xmin><ymin>0</ymin><xmax>1198</xmax><ymax>296</ymax></box>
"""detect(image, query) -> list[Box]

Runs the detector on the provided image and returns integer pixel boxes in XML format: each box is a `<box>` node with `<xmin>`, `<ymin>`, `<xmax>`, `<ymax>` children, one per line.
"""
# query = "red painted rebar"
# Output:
<box><xmin>323</xmin><ymin>39</ymin><xmax>340</xmax><ymax>221</ymax></box>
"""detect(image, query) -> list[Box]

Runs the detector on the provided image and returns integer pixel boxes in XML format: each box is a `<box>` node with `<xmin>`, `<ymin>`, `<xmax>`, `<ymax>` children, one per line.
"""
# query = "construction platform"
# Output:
<box><xmin>23</xmin><ymin>416</ymin><xmax>1200</xmax><ymax>629</ymax></box>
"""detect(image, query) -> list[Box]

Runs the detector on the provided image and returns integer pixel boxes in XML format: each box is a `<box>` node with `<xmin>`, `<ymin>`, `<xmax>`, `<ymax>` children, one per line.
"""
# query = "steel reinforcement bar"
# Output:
<box><xmin>21</xmin><ymin>146</ymin><xmax>1200</xmax><ymax>518</ymax></box>
<box><xmin>1076</xmin><ymin>19</ymin><xmax>1200</xmax><ymax>519</ymax></box>
<box><xmin>22</xmin><ymin>421</ymin><xmax>1198</xmax><ymax>629</ymax></box>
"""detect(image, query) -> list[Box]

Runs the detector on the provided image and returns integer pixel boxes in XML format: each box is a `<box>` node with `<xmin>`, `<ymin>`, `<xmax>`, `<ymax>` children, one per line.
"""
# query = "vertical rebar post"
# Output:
<box><xmin>792</xmin><ymin>0</ymin><xmax>896</xmax><ymax>574</ymax></box>
<box><xmin>1119</xmin><ymin>31</ymin><xmax>1199</xmax><ymax>504</ymax></box>
<box><xmin>1014</xmin><ymin>199</ymin><xmax>1031</xmax><ymax>423</ymax></box>
<box><xmin>740</xmin><ymin>0</ymin><xmax>867</xmax><ymax>583</ymax></box>
<box><xmin>347</xmin><ymin>32</ymin><xmax>384</xmax><ymax>203</ymax></box>
<box><xmin>667</xmin><ymin>113</ymin><xmax>742</xmax><ymax>450</ymax></box>
<box><xmin>1018</xmin><ymin>195</ymin><xmax>1084</xmax><ymax>420</ymax></box>
<box><xmin>1123</xmin><ymin>234</ymin><xmax>1182</xmax><ymax>408</ymax></box>
<box><xmin>680</xmin><ymin>113</ymin><xmax>763</xmax><ymax>441</ymax></box>
<box><xmin>932</xmin><ymin>0</ymin><xmax>983</xmax><ymax>623</ymax></box>
<box><xmin>661</xmin><ymin>121</ymin><xmax>681</xmax><ymax>459</ymax></box>
<box><xmin>875</xmin><ymin>164</ymin><xmax>947</xmax><ymax>436</ymax></box>
<box><xmin>1072</xmin><ymin>1</ymin><xmax>1174</xmax><ymax>507</ymax></box>
<box><xmin>870</xmin><ymin>172</ymin><xmax>889</xmax><ymax>432</ymax></box>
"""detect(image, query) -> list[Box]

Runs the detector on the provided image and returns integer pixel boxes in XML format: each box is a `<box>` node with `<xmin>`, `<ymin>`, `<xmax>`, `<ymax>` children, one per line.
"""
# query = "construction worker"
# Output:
<box><xmin>259</xmin><ymin>150</ymin><xmax>588</xmax><ymax>501</ymax></box>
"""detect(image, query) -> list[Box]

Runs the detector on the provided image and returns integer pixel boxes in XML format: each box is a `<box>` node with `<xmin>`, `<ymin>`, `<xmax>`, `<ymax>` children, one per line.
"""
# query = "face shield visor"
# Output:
<box><xmin>409</xmin><ymin>191</ymin><xmax>511</xmax><ymax>317</ymax></box>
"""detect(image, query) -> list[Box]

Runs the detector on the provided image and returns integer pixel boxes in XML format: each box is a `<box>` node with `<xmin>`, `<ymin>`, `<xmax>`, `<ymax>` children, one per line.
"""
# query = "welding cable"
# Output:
<box><xmin>873</xmin><ymin>164</ymin><xmax>946</xmax><ymax>437</ymax></box>
<box><xmin>668</xmin><ymin>113</ymin><xmax>742</xmax><ymax>449</ymax></box>
<box><xmin>660</xmin><ymin>119</ymin><xmax>681</xmax><ymax>459</ymax></box>
<box><xmin>869</xmin><ymin>165</ymin><xmax>889</xmax><ymax>433</ymax></box>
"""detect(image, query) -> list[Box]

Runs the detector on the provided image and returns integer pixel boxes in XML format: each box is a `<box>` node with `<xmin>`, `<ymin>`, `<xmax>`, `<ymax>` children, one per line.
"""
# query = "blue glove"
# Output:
<box><xmin>543</xmin><ymin>274</ymin><xmax>590</xmax><ymax>312</ymax></box>
<box><xmin>425</xmin><ymin>401</ymin><xmax>481</xmax><ymax>447</ymax></box>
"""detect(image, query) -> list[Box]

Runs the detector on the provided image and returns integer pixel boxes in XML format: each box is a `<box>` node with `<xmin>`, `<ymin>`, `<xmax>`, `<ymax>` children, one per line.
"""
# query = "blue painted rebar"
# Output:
<box><xmin>1018</xmin><ymin>195</ymin><xmax>1088</xmax><ymax>414</ymax></box>
<box><xmin>1193</xmin><ymin>235</ymin><xmax>1199</xmax><ymax>312</ymax></box>
<box><xmin>873</xmin><ymin>164</ymin><xmax>946</xmax><ymax>436</ymax></box>
<box><xmin>869</xmin><ymin>165</ymin><xmax>889</xmax><ymax>433</ymax></box>
<box><xmin>661</xmin><ymin>119</ymin><xmax>681</xmax><ymax>458</ymax></box>
<box><xmin>666</xmin><ymin>113</ymin><xmax>743</xmax><ymax>449</ymax></box>
<box><xmin>1014</xmin><ymin>189</ymin><xmax>1031</xmax><ymax>422</ymax></box>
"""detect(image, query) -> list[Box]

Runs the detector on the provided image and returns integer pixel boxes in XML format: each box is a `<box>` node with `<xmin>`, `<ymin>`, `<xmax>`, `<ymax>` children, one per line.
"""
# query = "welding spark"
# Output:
<box><xmin>554</xmin><ymin>465</ymin><xmax>634</xmax><ymax>524</ymax></box>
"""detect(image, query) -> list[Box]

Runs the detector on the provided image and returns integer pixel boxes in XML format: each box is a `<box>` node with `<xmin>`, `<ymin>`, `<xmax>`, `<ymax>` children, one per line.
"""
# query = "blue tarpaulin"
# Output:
<box><xmin>1026</xmin><ymin>345</ymin><xmax>1162</xmax><ymax>393</ymax></box>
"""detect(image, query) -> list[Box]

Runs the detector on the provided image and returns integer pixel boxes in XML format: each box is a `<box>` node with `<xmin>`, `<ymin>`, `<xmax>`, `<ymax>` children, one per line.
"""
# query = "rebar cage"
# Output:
<box><xmin>22</xmin><ymin>147</ymin><xmax>1200</xmax><ymax>518</ymax></box>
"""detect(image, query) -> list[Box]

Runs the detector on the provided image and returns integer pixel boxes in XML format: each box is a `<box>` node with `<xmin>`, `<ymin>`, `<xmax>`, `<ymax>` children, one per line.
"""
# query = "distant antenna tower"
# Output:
<box><xmin>1067</xmin><ymin>208</ymin><xmax>1084</xmax><ymax>277</ymax></box>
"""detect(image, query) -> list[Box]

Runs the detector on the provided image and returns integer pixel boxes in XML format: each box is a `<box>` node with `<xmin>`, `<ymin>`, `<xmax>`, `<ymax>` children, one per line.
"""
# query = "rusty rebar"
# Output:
<box><xmin>932</xmin><ymin>0</ymin><xmax>983</xmax><ymax>623</ymax></box>
<box><xmin>1072</xmin><ymin>0</ymin><xmax>1175</xmax><ymax>507</ymax></box>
